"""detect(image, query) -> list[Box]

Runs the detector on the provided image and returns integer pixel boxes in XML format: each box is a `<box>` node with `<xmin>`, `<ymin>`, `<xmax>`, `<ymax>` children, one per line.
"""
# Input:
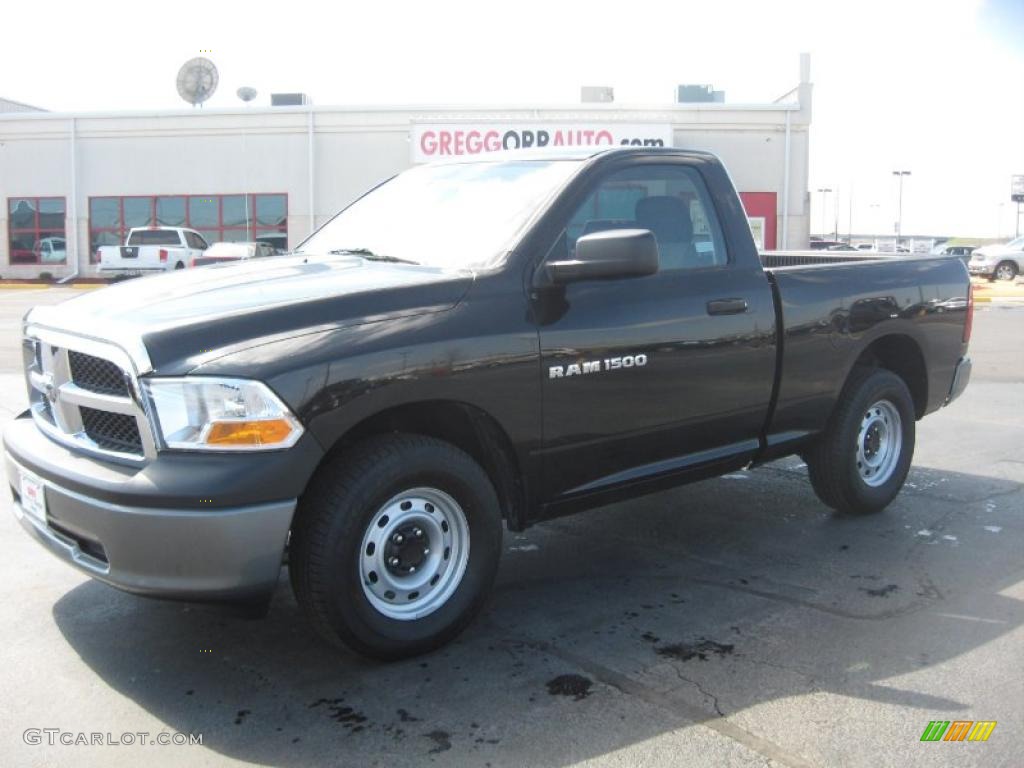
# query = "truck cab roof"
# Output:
<box><xmin>431</xmin><ymin>146</ymin><xmax>716</xmax><ymax>165</ymax></box>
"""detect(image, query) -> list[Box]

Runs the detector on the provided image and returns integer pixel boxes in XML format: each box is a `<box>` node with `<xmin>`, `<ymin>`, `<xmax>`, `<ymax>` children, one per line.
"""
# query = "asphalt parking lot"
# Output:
<box><xmin>0</xmin><ymin>287</ymin><xmax>1021</xmax><ymax>768</ymax></box>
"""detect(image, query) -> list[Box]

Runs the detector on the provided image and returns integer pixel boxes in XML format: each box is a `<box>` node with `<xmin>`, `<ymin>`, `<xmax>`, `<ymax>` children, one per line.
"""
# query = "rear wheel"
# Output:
<box><xmin>289</xmin><ymin>434</ymin><xmax>502</xmax><ymax>660</ymax></box>
<box><xmin>994</xmin><ymin>261</ymin><xmax>1018</xmax><ymax>281</ymax></box>
<box><xmin>805</xmin><ymin>367</ymin><xmax>915</xmax><ymax>515</ymax></box>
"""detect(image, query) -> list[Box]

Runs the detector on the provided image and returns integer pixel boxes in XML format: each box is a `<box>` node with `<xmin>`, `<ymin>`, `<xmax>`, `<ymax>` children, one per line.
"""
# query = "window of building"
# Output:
<box><xmin>88</xmin><ymin>194</ymin><xmax>288</xmax><ymax>261</ymax></box>
<box><xmin>8</xmin><ymin>197</ymin><xmax>67</xmax><ymax>265</ymax></box>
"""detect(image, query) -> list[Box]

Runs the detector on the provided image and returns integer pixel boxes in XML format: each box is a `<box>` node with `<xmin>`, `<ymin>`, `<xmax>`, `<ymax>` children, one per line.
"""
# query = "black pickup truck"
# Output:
<box><xmin>4</xmin><ymin>148</ymin><xmax>972</xmax><ymax>659</ymax></box>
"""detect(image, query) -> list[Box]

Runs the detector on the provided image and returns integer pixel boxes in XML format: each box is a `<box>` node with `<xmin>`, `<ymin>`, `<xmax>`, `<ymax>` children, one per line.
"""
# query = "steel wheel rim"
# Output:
<box><xmin>358</xmin><ymin>487</ymin><xmax>470</xmax><ymax>621</ymax></box>
<box><xmin>856</xmin><ymin>399</ymin><xmax>902</xmax><ymax>487</ymax></box>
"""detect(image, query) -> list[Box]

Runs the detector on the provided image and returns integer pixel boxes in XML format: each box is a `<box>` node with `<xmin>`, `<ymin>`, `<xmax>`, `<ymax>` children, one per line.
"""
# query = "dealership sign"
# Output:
<box><xmin>1012</xmin><ymin>175</ymin><xmax>1024</xmax><ymax>203</ymax></box>
<box><xmin>411</xmin><ymin>123</ymin><xmax>673</xmax><ymax>163</ymax></box>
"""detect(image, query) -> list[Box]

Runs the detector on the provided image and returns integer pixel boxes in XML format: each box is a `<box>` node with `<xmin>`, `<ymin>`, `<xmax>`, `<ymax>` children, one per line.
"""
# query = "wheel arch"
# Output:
<box><xmin>310</xmin><ymin>399</ymin><xmax>528</xmax><ymax>531</ymax></box>
<box><xmin>849</xmin><ymin>334</ymin><xmax>928</xmax><ymax>419</ymax></box>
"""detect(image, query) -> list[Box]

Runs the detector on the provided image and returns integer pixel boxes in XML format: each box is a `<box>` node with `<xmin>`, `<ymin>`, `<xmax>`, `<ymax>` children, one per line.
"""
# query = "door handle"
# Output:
<box><xmin>706</xmin><ymin>298</ymin><xmax>749</xmax><ymax>316</ymax></box>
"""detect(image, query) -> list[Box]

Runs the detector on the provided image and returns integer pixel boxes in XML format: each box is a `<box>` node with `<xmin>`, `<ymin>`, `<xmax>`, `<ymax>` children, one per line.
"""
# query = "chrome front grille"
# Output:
<box><xmin>80</xmin><ymin>407</ymin><xmax>143</xmax><ymax>453</ymax></box>
<box><xmin>24</xmin><ymin>329</ymin><xmax>157</xmax><ymax>463</ymax></box>
<box><xmin>68</xmin><ymin>350</ymin><xmax>130</xmax><ymax>397</ymax></box>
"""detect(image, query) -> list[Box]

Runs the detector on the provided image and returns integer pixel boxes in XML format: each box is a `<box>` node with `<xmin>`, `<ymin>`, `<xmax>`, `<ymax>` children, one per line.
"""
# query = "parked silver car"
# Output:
<box><xmin>969</xmin><ymin>236</ymin><xmax>1024</xmax><ymax>281</ymax></box>
<box><xmin>191</xmin><ymin>241</ymin><xmax>278</xmax><ymax>267</ymax></box>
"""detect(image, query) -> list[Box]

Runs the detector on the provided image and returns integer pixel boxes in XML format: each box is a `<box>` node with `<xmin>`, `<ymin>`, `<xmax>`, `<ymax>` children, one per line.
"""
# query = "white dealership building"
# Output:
<box><xmin>0</xmin><ymin>58</ymin><xmax>812</xmax><ymax>279</ymax></box>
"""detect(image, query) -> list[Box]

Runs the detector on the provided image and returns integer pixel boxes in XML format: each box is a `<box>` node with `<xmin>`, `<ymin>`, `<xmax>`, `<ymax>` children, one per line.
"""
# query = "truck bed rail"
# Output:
<box><xmin>760</xmin><ymin>251</ymin><xmax>898</xmax><ymax>268</ymax></box>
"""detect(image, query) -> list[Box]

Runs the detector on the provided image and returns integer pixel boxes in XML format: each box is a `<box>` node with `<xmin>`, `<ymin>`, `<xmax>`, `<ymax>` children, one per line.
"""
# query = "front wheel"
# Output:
<box><xmin>289</xmin><ymin>434</ymin><xmax>503</xmax><ymax>660</ymax></box>
<box><xmin>805</xmin><ymin>367</ymin><xmax>916</xmax><ymax>515</ymax></box>
<box><xmin>994</xmin><ymin>261</ymin><xmax>1018</xmax><ymax>281</ymax></box>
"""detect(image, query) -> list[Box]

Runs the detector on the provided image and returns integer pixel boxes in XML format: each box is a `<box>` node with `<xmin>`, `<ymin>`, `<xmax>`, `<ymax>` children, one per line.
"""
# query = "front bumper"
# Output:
<box><xmin>968</xmin><ymin>262</ymin><xmax>994</xmax><ymax>276</ymax></box>
<box><xmin>946</xmin><ymin>356</ymin><xmax>971</xmax><ymax>406</ymax></box>
<box><xmin>4</xmin><ymin>413</ymin><xmax>323</xmax><ymax>602</ymax></box>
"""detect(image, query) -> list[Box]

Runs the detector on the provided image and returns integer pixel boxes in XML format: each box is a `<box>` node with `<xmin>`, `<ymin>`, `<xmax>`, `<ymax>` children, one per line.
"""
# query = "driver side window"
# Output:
<box><xmin>556</xmin><ymin>164</ymin><xmax>727</xmax><ymax>271</ymax></box>
<box><xmin>186</xmin><ymin>232</ymin><xmax>209</xmax><ymax>250</ymax></box>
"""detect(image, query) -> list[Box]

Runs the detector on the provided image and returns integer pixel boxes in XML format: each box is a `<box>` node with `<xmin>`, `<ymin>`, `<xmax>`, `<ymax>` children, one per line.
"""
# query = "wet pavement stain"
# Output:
<box><xmin>233</xmin><ymin>709</ymin><xmax>250</xmax><ymax>725</ymax></box>
<box><xmin>641</xmin><ymin>631</ymin><xmax>660</xmax><ymax>643</ymax></box>
<box><xmin>546</xmin><ymin>674</ymin><xmax>594</xmax><ymax>700</ymax></box>
<box><xmin>861</xmin><ymin>584</ymin><xmax>899</xmax><ymax>598</ymax></box>
<box><xmin>309</xmin><ymin>697</ymin><xmax>369</xmax><ymax>728</ymax></box>
<box><xmin>397</xmin><ymin>708</ymin><xmax>420</xmax><ymax>722</ymax></box>
<box><xmin>656</xmin><ymin>639</ymin><xmax>735</xmax><ymax>662</ymax></box>
<box><xmin>424</xmin><ymin>729</ymin><xmax>452</xmax><ymax>753</ymax></box>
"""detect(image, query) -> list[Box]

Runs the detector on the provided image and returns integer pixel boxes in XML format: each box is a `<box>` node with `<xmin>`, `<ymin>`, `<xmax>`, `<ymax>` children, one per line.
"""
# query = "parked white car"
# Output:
<box><xmin>97</xmin><ymin>227</ymin><xmax>209</xmax><ymax>276</ymax></box>
<box><xmin>969</xmin><ymin>236</ymin><xmax>1024</xmax><ymax>281</ymax></box>
<box><xmin>191</xmin><ymin>241</ymin><xmax>277</xmax><ymax>267</ymax></box>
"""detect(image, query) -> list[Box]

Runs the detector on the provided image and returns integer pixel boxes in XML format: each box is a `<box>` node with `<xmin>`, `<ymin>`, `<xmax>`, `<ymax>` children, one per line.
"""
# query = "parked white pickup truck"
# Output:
<box><xmin>97</xmin><ymin>227</ymin><xmax>209</xmax><ymax>275</ymax></box>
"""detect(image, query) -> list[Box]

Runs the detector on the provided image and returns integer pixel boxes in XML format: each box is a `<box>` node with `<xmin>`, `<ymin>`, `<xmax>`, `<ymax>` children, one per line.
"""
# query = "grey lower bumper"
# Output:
<box><xmin>6</xmin><ymin>453</ymin><xmax>295</xmax><ymax>602</ymax></box>
<box><xmin>946</xmin><ymin>356</ymin><xmax>971</xmax><ymax>405</ymax></box>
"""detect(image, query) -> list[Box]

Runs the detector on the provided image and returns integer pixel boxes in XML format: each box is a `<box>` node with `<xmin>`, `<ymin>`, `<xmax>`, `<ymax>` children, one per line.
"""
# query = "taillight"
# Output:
<box><xmin>963</xmin><ymin>283</ymin><xmax>974</xmax><ymax>344</ymax></box>
<box><xmin>191</xmin><ymin>258</ymin><xmax>197</xmax><ymax>267</ymax></box>
<box><xmin>158</xmin><ymin>248</ymin><xmax>168</xmax><ymax>262</ymax></box>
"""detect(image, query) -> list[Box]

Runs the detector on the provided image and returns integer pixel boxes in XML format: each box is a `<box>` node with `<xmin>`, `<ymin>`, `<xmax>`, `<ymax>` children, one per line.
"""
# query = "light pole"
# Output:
<box><xmin>834</xmin><ymin>185</ymin><xmax>841</xmax><ymax>240</ymax></box>
<box><xmin>816</xmin><ymin>187</ymin><xmax>832</xmax><ymax>238</ymax></box>
<box><xmin>892</xmin><ymin>170</ymin><xmax>911</xmax><ymax>244</ymax></box>
<box><xmin>237</xmin><ymin>87</ymin><xmax>258</xmax><ymax>241</ymax></box>
<box><xmin>869</xmin><ymin>203</ymin><xmax>881</xmax><ymax>248</ymax></box>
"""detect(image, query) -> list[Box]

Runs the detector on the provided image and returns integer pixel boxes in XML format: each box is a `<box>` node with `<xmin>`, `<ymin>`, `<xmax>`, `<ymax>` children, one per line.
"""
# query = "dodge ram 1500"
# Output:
<box><xmin>4</xmin><ymin>148</ymin><xmax>972</xmax><ymax>659</ymax></box>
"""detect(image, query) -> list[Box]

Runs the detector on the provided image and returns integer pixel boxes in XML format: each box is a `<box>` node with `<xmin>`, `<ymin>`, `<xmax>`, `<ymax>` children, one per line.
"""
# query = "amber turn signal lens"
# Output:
<box><xmin>205</xmin><ymin>419</ymin><xmax>295</xmax><ymax>446</ymax></box>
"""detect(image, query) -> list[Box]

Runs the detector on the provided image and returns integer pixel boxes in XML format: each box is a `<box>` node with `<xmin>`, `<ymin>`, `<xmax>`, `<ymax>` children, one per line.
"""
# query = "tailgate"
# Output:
<box><xmin>101</xmin><ymin>246</ymin><xmax>167</xmax><ymax>270</ymax></box>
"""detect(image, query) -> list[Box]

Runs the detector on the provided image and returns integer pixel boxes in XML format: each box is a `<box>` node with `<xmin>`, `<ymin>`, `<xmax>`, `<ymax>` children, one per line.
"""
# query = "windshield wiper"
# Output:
<box><xmin>326</xmin><ymin>247</ymin><xmax>419</xmax><ymax>265</ymax></box>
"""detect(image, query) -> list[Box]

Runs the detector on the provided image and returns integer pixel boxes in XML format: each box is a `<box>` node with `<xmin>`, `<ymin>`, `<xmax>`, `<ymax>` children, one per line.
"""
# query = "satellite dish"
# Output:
<box><xmin>237</xmin><ymin>86</ymin><xmax>258</xmax><ymax>103</ymax></box>
<box><xmin>176</xmin><ymin>57</ymin><xmax>219</xmax><ymax>107</ymax></box>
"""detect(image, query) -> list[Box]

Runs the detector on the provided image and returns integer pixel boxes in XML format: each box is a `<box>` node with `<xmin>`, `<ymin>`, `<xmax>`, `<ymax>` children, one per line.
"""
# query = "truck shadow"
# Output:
<box><xmin>51</xmin><ymin>459</ymin><xmax>1024</xmax><ymax>766</ymax></box>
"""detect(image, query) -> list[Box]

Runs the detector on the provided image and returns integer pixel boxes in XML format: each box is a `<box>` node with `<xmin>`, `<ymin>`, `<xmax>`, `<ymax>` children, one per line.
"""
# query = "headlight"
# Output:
<box><xmin>144</xmin><ymin>377</ymin><xmax>303</xmax><ymax>451</ymax></box>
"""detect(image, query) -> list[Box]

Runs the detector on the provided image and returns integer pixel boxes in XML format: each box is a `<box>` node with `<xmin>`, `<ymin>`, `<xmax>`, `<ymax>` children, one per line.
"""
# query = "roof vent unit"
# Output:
<box><xmin>271</xmin><ymin>93</ymin><xmax>310</xmax><ymax>107</ymax></box>
<box><xmin>676</xmin><ymin>85</ymin><xmax>725</xmax><ymax>103</ymax></box>
<box><xmin>581</xmin><ymin>86</ymin><xmax>614</xmax><ymax>103</ymax></box>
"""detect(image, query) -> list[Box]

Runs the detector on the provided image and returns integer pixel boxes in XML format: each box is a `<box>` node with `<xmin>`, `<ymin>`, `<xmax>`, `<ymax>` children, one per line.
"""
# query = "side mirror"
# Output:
<box><xmin>545</xmin><ymin>229</ymin><xmax>660</xmax><ymax>285</ymax></box>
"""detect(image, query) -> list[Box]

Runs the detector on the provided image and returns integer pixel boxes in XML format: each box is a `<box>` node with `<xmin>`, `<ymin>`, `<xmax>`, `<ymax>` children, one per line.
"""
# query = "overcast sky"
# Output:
<box><xmin>3</xmin><ymin>0</ymin><xmax>1022</xmax><ymax>238</ymax></box>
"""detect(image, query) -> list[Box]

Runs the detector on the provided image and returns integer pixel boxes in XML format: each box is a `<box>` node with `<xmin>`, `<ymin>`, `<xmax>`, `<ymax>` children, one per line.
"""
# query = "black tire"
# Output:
<box><xmin>805</xmin><ymin>367</ymin><xmax>915</xmax><ymax>515</ymax></box>
<box><xmin>174</xmin><ymin>261</ymin><xmax>185</xmax><ymax>270</ymax></box>
<box><xmin>289</xmin><ymin>434</ymin><xmax>502</xmax><ymax>660</ymax></box>
<box><xmin>994</xmin><ymin>261</ymin><xmax>1018</xmax><ymax>282</ymax></box>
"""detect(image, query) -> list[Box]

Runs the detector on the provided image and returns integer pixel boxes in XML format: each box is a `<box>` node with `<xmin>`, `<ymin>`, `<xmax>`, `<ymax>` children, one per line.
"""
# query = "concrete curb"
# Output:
<box><xmin>0</xmin><ymin>284</ymin><xmax>105</xmax><ymax>291</ymax></box>
<box><xmin>974</xmin><ymin>296</ymin><xmax>1024</xmax><ymax>304</ymax></box>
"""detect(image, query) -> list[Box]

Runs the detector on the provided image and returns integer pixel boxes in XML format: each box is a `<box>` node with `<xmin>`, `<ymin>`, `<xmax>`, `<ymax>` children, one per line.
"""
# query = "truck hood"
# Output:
<box><xmin>27</xmin><ymin>254</ymin><xmax>474</xmax><ymax>373</ymax></box>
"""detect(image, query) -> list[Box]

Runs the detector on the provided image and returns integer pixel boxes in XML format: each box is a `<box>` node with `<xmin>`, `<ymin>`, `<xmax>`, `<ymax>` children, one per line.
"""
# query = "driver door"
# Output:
<box><xmin>534</xmin><ymin>160</ymin><xmax>776</xmax><ymax>503</ymax></box>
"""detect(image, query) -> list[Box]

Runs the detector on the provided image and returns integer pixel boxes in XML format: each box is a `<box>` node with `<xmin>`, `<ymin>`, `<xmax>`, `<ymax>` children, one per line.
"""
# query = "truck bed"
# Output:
<box><xmin>758</xmin><ymin>253</ymin><xmax>971</xmax><ymax>451</ymax></box>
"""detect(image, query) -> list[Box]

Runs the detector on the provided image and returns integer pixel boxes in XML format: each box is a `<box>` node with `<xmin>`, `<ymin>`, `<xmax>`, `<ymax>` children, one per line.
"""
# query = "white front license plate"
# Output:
<box><xmin>19</xmin><ymin>470</ymin><xmax>47</xmax><ymax>523</ymax></box>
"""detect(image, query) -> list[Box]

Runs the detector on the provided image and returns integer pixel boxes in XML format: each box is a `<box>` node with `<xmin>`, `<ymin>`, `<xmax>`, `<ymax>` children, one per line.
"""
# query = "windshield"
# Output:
<box><xmin>297</xmin><ymin>159</ymin><xmax>583</xmax><ymax>269</ymax></box>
